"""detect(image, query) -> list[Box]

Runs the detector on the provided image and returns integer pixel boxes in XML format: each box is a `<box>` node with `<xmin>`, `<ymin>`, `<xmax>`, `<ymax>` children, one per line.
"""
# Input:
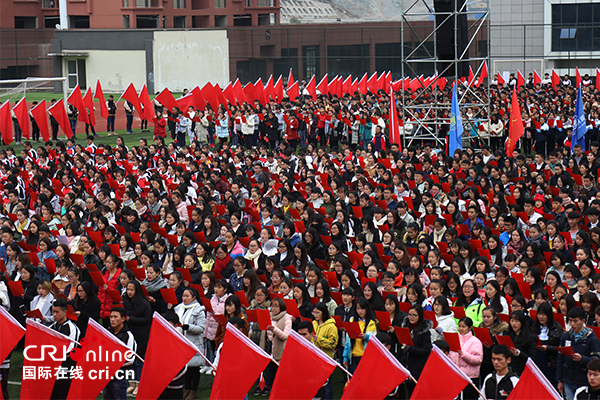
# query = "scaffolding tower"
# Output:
<box><xmin>400</xmin><ymin>0</ymin><xmax>491</xmax><ymax>150</ymax></box>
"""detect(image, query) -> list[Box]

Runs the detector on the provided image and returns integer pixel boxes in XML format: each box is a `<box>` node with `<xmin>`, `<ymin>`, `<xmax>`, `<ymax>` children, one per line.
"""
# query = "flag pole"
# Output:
<box><xmin>336</xmin><ymin>362</ymin><xmax>353</xmax><ymax>377</ymax></box>
<box><xmin>197</xmin><ymin>351</ymin><xmax>217</xmax><ymax>371</ymax></box>
<box><xmin>470</xmin><ymin>381</ymin><xmax>486</xmax><ymax>400</ymax></box>
<box><xmin>409</xmin><ymin>376</ymin><xmax>418</xmax><ymax>385</ymax></box>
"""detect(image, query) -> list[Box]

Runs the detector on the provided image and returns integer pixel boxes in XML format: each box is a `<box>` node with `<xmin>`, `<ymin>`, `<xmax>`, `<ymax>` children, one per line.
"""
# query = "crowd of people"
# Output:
<box><xmin>1</xmin><ymin>70</ymin><xmax>600</xmax><ymax>400</ymax></box>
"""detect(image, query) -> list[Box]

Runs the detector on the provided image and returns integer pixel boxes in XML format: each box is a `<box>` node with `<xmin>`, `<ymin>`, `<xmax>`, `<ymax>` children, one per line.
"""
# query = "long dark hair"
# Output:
<box><xmin>294</xmin><ymin>282</ymin><xmax>312</xmax><ymax>308</ymax></box>
<box><xmin>485</xmin><ymin>280</ymin><xmax>504</xmax><ymax>314</ymax></box>
<box><xmin>354</xmin><ymin>297</ymin><xmax>377</xmax><ymax>331</ymax></box>
<box><xmin>363</xmin><ymin>281</ymin><xmax>384</xmax><ymax>311</ymax></box>
<box><xmin>123</xmin><ymin>280</ymin><xmax>151</xmax><ymax>316</ymax></box>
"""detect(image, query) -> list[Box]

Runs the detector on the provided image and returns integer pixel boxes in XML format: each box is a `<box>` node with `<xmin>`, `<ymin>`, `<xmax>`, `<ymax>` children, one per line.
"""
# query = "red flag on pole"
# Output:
<box><xmin>265</xmin><ymin>75</ymin><xmax>275</xmax><ymax>102</ymax></box>
<box><xmin>305</xmin><ymin>75</ymin><xmax>317</xmax><ymax>101</ymax></box>
<box><xmin>202</xmin><ymin>82</ymin><xmax>220</xmax><ymax>111</ymax></box>
<box><xmin>211</xmin><ymin>323</ymin><xmax>272</xmax><ymax>400</ymax></box>
<box><xmin>351</xmin><ymin>78</ymin><xmax>359</xmax><ymax>94</ymax></box>
<box><xmin>12</xmin><ymin>98</ymin><xmax>30</xmax><ymax>139</ymax></box>
<box><xmin>497</xmin><ymin>73</ymin><xmax>505</xmax><ymax>87</ymax></box>
<box><xmin>596</xmin><ymin>68</ymin><xmax>600</xmax><ymax>90</ymax></box>
<box><xmin>94</xmin><ymin>79</ymin><xmax>108</xmax><ymax>119</ymax></box>
<box><xmin>287</xmin><ymin>81</ymin><xmax>299</xmax><ymax>101</ymax></box>
<box><xmin>139</xmin><ymin>83</ymin><xmax>154</xmax><ymax>121</ymax></box>
<box><xmin>389</xmin><ymin>87</ymin><xmax>401</xmax><ymax>151</ymax></box>
<box><xmin>288</xmin><ymin>68</ymin><xmax>294</xmax><ymax>87</ymax></box>
<box><xmin>48</xmin><ymin>99</ymin><xmax>73</xmax><ymax>138</ymax></box>
<box><xmin>341</xmin><ymin>335</ymin><xmax>410</xmax><ymax>400</ymax></box>
<box><xmin>21</xmin><ymin>319</ymin><xmax>74</xmax><ymax>400</ymax></box>
<box><xmin>477</xmin><ymin>61</ymin><xmax>488</xmax><ymax>87</ymax></box>
<box><xmin>213</xmin><ymin>83</ymin><xmax>229</xmax><ymax>109</ymax></box>
<box><xmin>176</xmin><ymin>92</ymin><xmax>195</xmax><ymax>117</ymax></box>
<box><xmin>222</xmin><ymin>82</ymin><xmax>237</xmax><ymax>106</ymax></box>
<box><xmin>411</xmin><ymin>346</ymin><xmax>472</xmax><ymax>400</ymax></box>
<box><xmin>67</xmin><ymin>319</ymin><xmax>132</xmax><ymax>400</ymax></box>
<box><xmin>82</xmin><ymin>88</ymin><xmax>96</xmax><ymax>127</ymax></box>
<box><xmin>243</xmin><ymin>82</ymin><xmax>256</xmax><ymax>105</ymax></box>
<box><xmin>254</xmin><ymin>78</ymin><xmax>267</xmax><ymax>105</ymax></box>
<box><xmin>270</xmin><ymin>330</ymin><xmax>338</xmax><ymax>400</ymax></box>
<box><xmin>533</xmin><ymin>70</ymin><xmax>542</xmax><ymax>86</ymax></box>
<box><xmin>31</xmin><ymin>100</ymin><xmax>50</xmax><ymax>142</ymax></box>
<box><xmin>468</xmin><ymin>66</ymin><xmax>475</xmax><ymax>87</ymax></box>
<box><xmin>517</xmin><ymin>70</ymin><xmax>525</xmax><ymax>88</ymax></box>
<box><xmin>67</xmin><ymin>88</ymin><xmax>89</xmax><ymax>125</ymax></box>
<box><xmin>136</xmin><ymin>312</ymin><xmax>200</xmax><ymax>400</ymax></box>
<box><xmin>0</xmin><ymin>307</ymin><xmax>26</xmax><ymax>364</ymax></box>
<box><xmin>576</xmin><ymin>68</ymin><xmax>582</xmax><ymax>88</ymax></box>
<box><xmin>155</xmin><ymin>88</ymin><xmax>179</xmax><ymax>113</ymax></box>
<box><xmin>274</xmin><ymin>75</ymin><xmax>283</xmax><ymax>102</ymax></box>
<box><xmin>233</xmin><ymin>79</ymin><xmax>248</xmax><ymax>104</ymax></box>
<box><xmin>506</xmin><ymin>83</ymin><xmax>524</xmax><ymax>157</ymax></box>
<box><xmin>0</xmin><ymin>101</ymin><xmax>12</xmax><ymax>145</ymax></box>
<box><xmin>121</xmin><ymin>83</ymin><xmax>143</xmax><ymax>117</ymax></box>
<box><xmin>316</xmin><ymin>74</ymin><xmax>328</xmax><ymax>96</ymax></box>
<box><xmin>506</xmin><ymin>359</ymin><xmax>561</xmax><ymax>400</ymax></box>
<box><xmin>367</xmin><ymin>72</ymin><xmax>378</xmax><ymax>93</ymax></box>
<box><xmin>342</xmin><ymin>76</ymin><xmax>352</xmax><ymax>96</ymax></box>
<box><xmin>552</xmin><ymin>70</ymin><xmax>560</xmax><ymax>90</ymax></box>
<box><xmin>190</xmin><ymin>86</ymin><xmax>207</xmax><ymax>111</ymax></box>
<box><xmin>357</xmin><ymin>73</ymin><xmax>368</xmax><ymax>94</ymax></box>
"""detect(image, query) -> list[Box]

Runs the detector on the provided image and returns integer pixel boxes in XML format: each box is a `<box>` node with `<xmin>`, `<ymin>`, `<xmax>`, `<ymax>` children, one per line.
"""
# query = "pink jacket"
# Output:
<box><xmin>205</xmin><ymin>293</ymin><xmax>231</xmax><ymax>340</ymax></box>
<box><xmin>449</xmin><ymin>331</ymin><xmax>483</xmax><ymax>378</ymax></box>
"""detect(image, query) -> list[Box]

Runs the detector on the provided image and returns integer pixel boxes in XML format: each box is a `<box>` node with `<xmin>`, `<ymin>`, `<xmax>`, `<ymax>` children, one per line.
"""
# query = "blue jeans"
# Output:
<box><xmin>69</xmin><ymin>119</ymin><xmax>77</xmax><ymax>138</ymax></box>
<box><xmin>564</xmin><ymin>382</ymin><xmax>578</xmax><ymax>400</ymax></box>
<box><xmin>103</xmin><ymin>378</ymin><xmax>127</xmax><ymax>400</ymax></box>
<box><xmin>13</xmin><ymin>120</ymin><xmax>22</xmax><ymax>143</ymax></box>
<box><xmin>126</xmin><ymin>114</ymin><xmax>133</xmax><ymax>133</ymax></box>
<box><xmin>299</xmin><ymin>129</ymin><xmax>307</xmax><ymax>147</ymax></box>
<box><xmin>207</xmin><ymin>128</ymin><xmax>215</xmax><ymax>144</ymax></box>
<box><xmin>107</xmin><ymin>115</ymin><xmax>116</xmax><ymax>132</ymax></box>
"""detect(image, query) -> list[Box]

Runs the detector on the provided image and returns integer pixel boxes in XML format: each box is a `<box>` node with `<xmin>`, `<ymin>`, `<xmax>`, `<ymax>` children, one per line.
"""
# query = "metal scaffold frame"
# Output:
<box><xmin>400</xmin><ymin>0</ymin><xmax>491</xmax><ymax>150</ymax></box>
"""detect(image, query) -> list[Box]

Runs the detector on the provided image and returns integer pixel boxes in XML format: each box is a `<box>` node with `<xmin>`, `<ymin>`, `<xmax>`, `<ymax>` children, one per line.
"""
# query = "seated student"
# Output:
<box><xmin>575</xmin><ymin>359</ymin><xmax>600</xmax><ymax>400</ymax></box>
<box><xmin>481</xmin><ymin>345</ymin><xmax>520</xmax><ymax>400</ymax></box>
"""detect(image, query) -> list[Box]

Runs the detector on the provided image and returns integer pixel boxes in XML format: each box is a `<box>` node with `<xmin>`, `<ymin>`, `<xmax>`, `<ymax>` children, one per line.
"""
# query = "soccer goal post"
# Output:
<box><xmin>0</xmin><ymin>77</ymin><xmax>68</xmax><ymax>105</ymax></box>
<box><xmin>492</xmin><ymin>59</ymin><xmax>545</xmax><ymax>81</ymax></box>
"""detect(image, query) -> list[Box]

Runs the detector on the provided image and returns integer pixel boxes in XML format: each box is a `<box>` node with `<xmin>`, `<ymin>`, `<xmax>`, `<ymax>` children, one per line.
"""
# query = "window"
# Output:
<box><xmin>69</xmin><ymin>15</ymin><xmax>90</xmax><ymax>28</ymax></box>
<box><xmin>191</xmin><ymin>0</ymin><xmax>209</xmax><ymax>9</ymax></box>
<box><xmin>163</xmin><ymin>15</ymin><xmax>167</xmax><ymax>27</ymax></box>
<box><xmin>215</xmin><ymin>0</ymin><xmax>225</xmax><ymax>8</ymax></box>
<box><xmin>257</xmin><ymin>0</ymin><xmax>273</xmax><ymax>6</ymax></box>
<box><xmin>44</xmin><ymin>16</ymin><xmax>60</xmax><ymax>28</ymax></box>
<box><xmin>136</xmin><ymin>14</ymin><xmax>159</xmax><ymax>27</ymax></box>
<box><xmin>302</xmin><ymin>45</ymin><xmax>319</xmax><ymax>78</ymax></box>
<box><xmin>236</xmin><ymin>60</ymin><xmax>266</xmax><ymax>84</ymax></box>
<box><xmin>122</xmin><ymin>0</ymin><xmax>129</xmax><ymax>6</ymax></box>
<box><xmin>42</xmin><ymin>0</ymin><xmax>55</xmax><ymax>8</ymax></box>
<box><xmin>246</xmin><ymin>0</ymin><xmax>251</xmax><ymax>6</ymax></box>
<box><xmin>136</xmin><ymin>0</ymin><xmax>159</xmax><ymax>7</ymax></box>
<box><xmin>67</xmin><ymin>60</ymin><xmax>78</xmax><ymax>90</ymax></box>
<box><xmin>552</xmin><ymin>3</ymin><xmax>600</xmax><ymax>52</ymax></box>
<box><xmin>173</xmin><ymin>16</ymin><xmax>186</xmax><ymax>27</ymax></box>
<box><xmin>173</xmin><ymin>0</ymin><xmax>185</xmax><ymax>8</ymax></box>
<box><xmin>123</xmin><ymin>15</ymin><xmax>130</xmax><ymax>28</ymax></box>
<box><xmin>214</xmin><ymin>15</ymin><xmax>227</xmax><ymax>26</ymax></box>
<box><xmin>14</xmin><ymin>16</ymin><xmax>37</xmax><ymax>29</ymax></box>
<box><xmin>273</xmin><ymin>48</ymin><xmax>298</xmax><ymax>84</ymax></box>
<box><xmin>233</xmin><ymin>14</ymin><xmax>252</xmax><ymax>26</ymax></box>
<box><xmin>327</xmin><ymin>44</ymin><xmax>369</xmax><ymax>78</ymax></box>
<box><xmin>258</xmin><ymin>13</ymin><xmax>274</xmax><ymax>25</ymax></box>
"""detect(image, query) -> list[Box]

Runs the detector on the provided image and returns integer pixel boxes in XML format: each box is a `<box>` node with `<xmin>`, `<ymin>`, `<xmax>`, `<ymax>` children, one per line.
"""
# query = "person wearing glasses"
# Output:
<box><xmin>400</xmin><ymin>304</ymin><xmax>433</xmax><ymax>396</ymax></box>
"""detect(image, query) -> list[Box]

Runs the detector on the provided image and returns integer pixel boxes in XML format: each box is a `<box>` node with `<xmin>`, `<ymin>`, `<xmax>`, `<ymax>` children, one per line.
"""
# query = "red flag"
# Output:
<box><xmin>351</xmin><ymin>77</ymin><xmax>359</xmax><ymax>95</ymax></box>
<box><xmin>136</xmin><ymin>312</ymin><xmax>200</xmax><ymax>400</ymax></box>
<box><xmin>31</xmin><ymin>100</ymin><xmax>50</xmax><ymax>142</ymax></box>
<box><xmin>506</xmin><ymin>82</ymin><xmax>524</xmax><ymax>157</ymax></box>
<box><xmin>67</xmin><ymin>88</ymin><xmax>89</xmax><ymax>125</ymax></box>
<box><xmin>21</xmin><ymin>319</ymin><xmax>73</xmax><ymax>400</ymax></box>
<box><xmin>12</xmin><ymin>98</ymin><xmax>30</xmax><ymax>139</ymax></box>
<box><xmin>342</xmin><ymin>76</ymin><xmax>352</xmax><ymax>95</ymax></box>
<box><xmin>468</xmin><ymin>66</ymin><xmax>475</xmax><ymax>87</ymax></box>
<box><xmin>211</xmin><ymin>324</ymin><xmax>272</xmax><ymax>400</ymax></box>
<box><xmin>94</xmin><ymin>79</ymin><xmax>108</xmax><ymax>119</ymax></box>
<box><xmin>223</xmin><ymin>82</ymin><xmax>237</xmax><ymax>105</ymax></box>
<box><xmin>341</xmin><ymin>335</ymin><xmax>410</xmax><ymax>400</ymax></box>
<box><xmin>190</xmin><ymin>86</ymin><xmax>207</xmax><ymax>111</ymax></box>
<box><xmin>213</xmin><ymin>83</ymin><xmax>229</xmax><ymax>109</ymax></box>
<box><xmin>270</xmin><ymin>330</ymin><xmax>337</xmax><ymax>399</ymax></box>
<box><xmin>389</xmin><ymin>87</ymin><xmax>401</xmax><ymax>151</ymax></box>
<box><xmin>596</xmin><ymin>68</ymin><xmax>600</xmax><ymax>90</ymax></box>
<box><xmin>367</xmin><ymin>72</ymin><xmax>378</xmax><ymax>93</ymax></box>
<box><xmin>48</xmin><ymin>99</ymin><xmax>72</xmax><ymax>138</ymax></box>
<box><xmin>517</xmin><ymin>70</ymin><xmax>525</xmax><ymax>88</ymax></box>
<box><xmin>121</xmin><ymin>83</ymin><xmax>143</xmax><ymax>117</ymax></box>
<box><xmin>0</xmin><ymin>101</ymin><xmax>12</xmax><ymax>145</ymax></box>
<box><xmin>176</xmin><ymin>92</ymin><xmax>195</xmax><ymax>116</ymax></box>
<box><xmin>274</xmin><ymin>75</ymin><xmax>283</xmax><ymax>102</ymax></box>
<box><xmin>552</xmin><ymin>70</ymin><xmax>560</xmax><ymax>90</ymax></box>
<box><xmin>243</xmin><ymin>82</ymin><xmax>256</xmax><ymax>105</ymax></box>
<box><xmin>357</xmin><ymin>73</ymin><xmax>368</xmax><ymax>94</ymax></box>
<box><xmin>377</xmin><ymin>72</ymin><xmax>385</xmax><ymax>91</ymax></box>
<box><xmin>82</xmin><ymin>88</ymin><xmax>96</xmax><ymax>127</ymax></box>
<box><xmin>254</xmin><ymin>78</ymin><xmax>267</xmax><ymax>105</ymax></box>
<box><xmin>497</xmin><ymin>73</ymin><xmax>505</xmax><ymax>87</ymax></box>
<box><xmin>287</xmin><ymin>81</ymin><xmax>299</xmax><ymax>101</ymax></box>
<box><xmin>139</xmin><ymin>83</ymin><xmax>154</xmax><ymax>121</ymax></box>
<box><xmin>533</xmin><ymin>70</ymin><xmax>542</xmax><ymax>86</ymax></box>
<box><xmin>154</xmin><ymin>88</ymin><xmax>179</xmax><ymax>113</ymax></box>
<box><xmin>576</xmin><ymin>68</ymin><xmax>582</xmax><ymax>88</ymax></box>
<box><xmin>506</xmin><ymin>359</ymin><xmax>561</xmax><ymax>400</ymax></box>
<box><xmin>0</xmin><ymin>307</ymin><xmax>26</xmax><ymax>364</ymax></box>
<box><xmin>66</xmin><ymin>319</ymin><xmax>132</xmax><ymax>400</ymax></box>
<box><xmin>411</xmin><ymin>346</ymin><xmax>471</xmax><ymax>400</ymax></box>
<box><xmin>383</xmin><ymin>71</ymin><xmax>391</xmax><ymax>94</ymax></box>
<box><xmin>316</xmin><ymin>74</ymin><xmax>328</xmax><ymax>96</ymax></box>
<box><xmin>233</xmin><ymin>79</ymin><xmax>248</xmax><ymax>104</ymax></box>
<box><xmin>477</xmin><ymin>61</ymin><xmax>488</xmax><ymax>87</ymax></box>
<box><xmin>305</xmin><ymin>75</ymin><xmax>317</xmax><ymax>101</ymax></box>
<box><xmin>265</xmin><ymin>75</ymin><xmax>276</xmax><ymax>102</ymax></box>
<box><xmin>288</xmin><ymin>68</ymin><xmax>294</xmax><ymax>87</ymax></box>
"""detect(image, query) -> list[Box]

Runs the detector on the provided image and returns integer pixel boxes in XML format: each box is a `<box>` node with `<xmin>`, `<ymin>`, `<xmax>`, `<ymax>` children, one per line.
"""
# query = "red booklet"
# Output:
<box><xmin>246</xmin><ymin>309</ymin><xmax>258</xmax><ymax>323</ymax></box>
<box><xmin>25</xmin><ymin>309</ymin><xmax>44</xmax><ymax>319</ymax></box>
<box><xmin>201</xmin><ymin>297</ymin><xmax>214</xmax><ymax>314</ymax></box>
<box><xmin>106</xmin><ymin>289</ymin><xmax>123</xmax><ymax>304</ymax></box>
<box><xmin>375</xmin><ymin>311</ymin><xmax>392</xmax><ymax>331</ymax></box>
<box><xmin>443</xmin><ymin>332</ymin><xmax>461</xmax><ymax>352</ymax></box>
<box><xmin>473</xmin><ymin>327</ymin><xmax>494</xmax><ymax>347</ymax></box>
<box><xmin>88</xmin><ymin>271</ymin><xmax>105</xmax><ymax>287</ymax></box>
<box><xmin>495</xmin><ymin>335</ymin><xmax>515</xmax><ymax>348</ymax></box>
<box><xmin>160</xmin><ymin>288</ymin><xmax>179</xmax><ymax>305</ymax></box>
<box><xmin>556</xmin><ymin>346</ymin><xmax>576</xmax><ymax>357</ymax></box>
<box><xmin>284</xmin><ymin>299</ymin><xmax>300</xmax><ymax>319</ymax></box>
<box><xmin>344</xmin><ymin>322</ymin><xmax>363</xmax><ymax>339</ymax></box>
<box><xmin>213</xmin><ymin>314</ymin><xmax>228</xmax><ymax>327</ymax></box>
<box><xmin>8</xmin><ymin>281</ymin><xmax>24</xmax><ymax>297</ymax></box>
<box><xmin>234</xmin><ymin>291</ymin><xmax>250</xmax><ymax>308</ymax></box>
<box><xmin>45</xmin><ymin>258</ymin><xmax>57</xmax><ymax>274</ymax></box>
<box><xmin>257</xmin><ymin>309</ymin><xmax>271</xmax><ymax>331</ymax></box>
<box><xmin>450</xmin><ymin>307</ymin><xmax>467</xmax><ymax>320</ymax></box>
<box><xmin>130</xmin><ymin>268</ymin><xmax>147</xmax><ymax>282</ymax></box>
<box><xmin>332</xmin><ymin>315</ymin><xmax>345</xmax><ymax>329</ymax></box>
<box><xmin>393</xmin><ymin>327</ymin><xmax>414</xmax><ymax>346</ymax></box>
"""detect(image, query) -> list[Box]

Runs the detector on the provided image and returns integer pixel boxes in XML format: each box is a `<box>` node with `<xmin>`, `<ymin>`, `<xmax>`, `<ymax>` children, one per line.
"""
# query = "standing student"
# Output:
<box><xmin>49</xmin><ymin>299</ymin><xmax>81</xmax><ymax>400</ymax></box>
<box><xmin>342</xmin><ymin>297</ymin><xmax>377</xmax><ymax>374</ymax></box>
<box><xmin>103</xmin><ymin>307</ymin><xmax>137</xmax><ymax>400</ymax></box>
<box><xmin>107</xmin><ymin>95</ymin><xmax>117</xmax><ymax>135</ymax></box>
<box><xmin>449</xmin><ymin>317</ymin><xmax>483</xmax><ymax>400</ymax></box>
<box><xmin>260</xmin><ymin>298</ymin><xmax>292</xmax><ymax>397</ymax></box>
<box><xmin>507</xmin><ymin>310</ymin><xmax>537</xmax><ymax>375</ymax></box>
<box><xmin>574</xmin><ymin>359</ymin><xmax>600</xmax><ymax>399</ymax></box>
<box><xmin>482</xmin><ymin>345</ymin><xmax>520</xmax><ymax>400</ymax></box>
<box><xmin>533</xmin><ymin>302</ymin><xmax>563</xmax><ymax>387</ymax></box>
<box><xmin>400</xmin><ymin>304</ymin><xmax>432</xmax><ymax>395</ymax></box>
<box><xmin>557</xmin><ymin>307</ymin><xmax>600</xmax><ymax>400</ymax></box>
<box><xmin>312</xmin><ymin>302</ymin><xmax>339</xmax><ymax>400</ymax></box>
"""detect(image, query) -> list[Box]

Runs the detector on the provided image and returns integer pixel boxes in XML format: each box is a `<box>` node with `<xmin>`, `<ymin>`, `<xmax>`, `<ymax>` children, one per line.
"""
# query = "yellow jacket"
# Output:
<box><xmin>312</xmin><ymin>318</ymin><xmax>339</xmax><ymax>358</ymax></box>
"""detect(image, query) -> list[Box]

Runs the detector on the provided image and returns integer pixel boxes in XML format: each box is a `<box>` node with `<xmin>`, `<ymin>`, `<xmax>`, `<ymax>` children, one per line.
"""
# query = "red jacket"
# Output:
<box><xmin>154</xmin><ymin>117</ymin><xmax>167</xmax><ymax>138</ymax></box>
<box><xmin>98</xmin><ymin>268</ymin><xmax>122</xmax><ymax>319</ymax></box>
<box><xmin>287</xmin><ymin>118</ymin><xmax>299</xmax><ymax>140</ymax></box>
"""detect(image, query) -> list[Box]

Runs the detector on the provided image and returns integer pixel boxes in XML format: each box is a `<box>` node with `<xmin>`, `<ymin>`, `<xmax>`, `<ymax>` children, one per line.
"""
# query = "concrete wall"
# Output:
<box><xmin>152</xmin><ymin>30</ymin><xmax>229</xmax><ymax>92</ymax></box>
<box><xmin>83</xmin><ymin>50</ymin><xmax>147</xmax><ymax>92</ymax></box>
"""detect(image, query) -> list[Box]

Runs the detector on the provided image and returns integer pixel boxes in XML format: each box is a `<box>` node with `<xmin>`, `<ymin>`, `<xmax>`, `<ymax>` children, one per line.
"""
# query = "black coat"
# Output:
<box><xmin>123</xmin><ymin>297</ymin><xmax>153</xmax><ymax>354</ymax></box>
<box><xmin>74</xmin><ymin>296</ymin><xmax>101</xmax><ymax>337</ymax></box>
<box><xmin>508</xmin><ymin>330</ymin><xmax>537</xmax><ymax>376</ymax></box>
<box><xmin>306</xmin><ymin>241</ymin><xmax>326</xmax><ymax>261</ymax></box>
<box><xmin>400</xmin><ymin>318</ymin><xmax>432</xmax><ymax>379</ymax></box>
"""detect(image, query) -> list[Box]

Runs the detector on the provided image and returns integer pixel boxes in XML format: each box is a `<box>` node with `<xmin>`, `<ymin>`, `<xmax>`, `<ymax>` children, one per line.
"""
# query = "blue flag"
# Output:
<box><xmin>573</xmin><ymin>84</ymin><xmax>587</xmax><ymax>152</ymax></box>
<box><xmin>449</xmin><ymin>84</ymin><xmax>463</xmax><ymax>155</ymax></box>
